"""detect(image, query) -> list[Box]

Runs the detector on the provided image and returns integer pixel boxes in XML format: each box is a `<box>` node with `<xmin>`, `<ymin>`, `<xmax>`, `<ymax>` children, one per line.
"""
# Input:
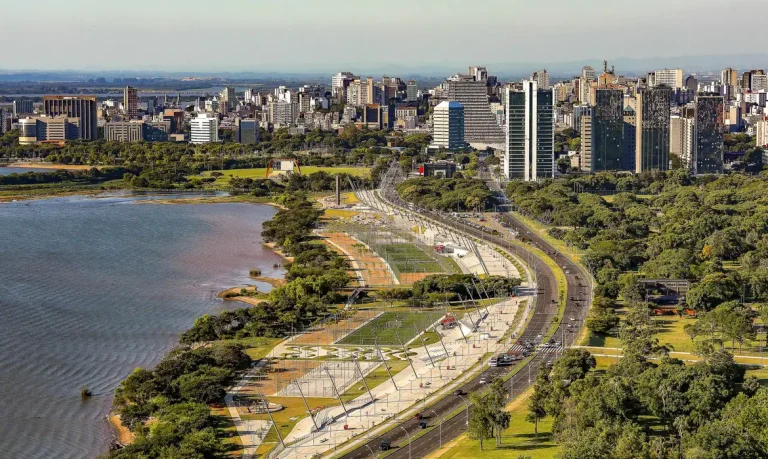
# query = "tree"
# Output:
<box><xmin>467</xmin><ymin>393</ymin><xmax>493</xmax><ymax>450</ymax></box>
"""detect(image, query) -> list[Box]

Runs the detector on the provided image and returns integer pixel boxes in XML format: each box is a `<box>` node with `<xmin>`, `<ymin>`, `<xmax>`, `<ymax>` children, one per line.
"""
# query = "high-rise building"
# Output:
<box><xmin>469</xmin><ymin>66</ymin><xmax>488</xmax><ymax>82</ymax></box>
<box><xmin>104</xmin><ymin>121</ymin><xmax>170</xmax><ymax>142</ymax></box>
<box><xmin>530</xmin><ymin>70</ymin><xmax>551</xmax><ymax>90</ymax></box>
<box><xmin>756</xmin><ymin>118</ymin><xmax>768</xmax><ymax>149</ymax></box>
<box><xmin>623</xmin><ymin>107</ymin><xmax>637</xmax><ymax>171</ymax></box>
<box><xmin>406</xmin><ymin>80</ymin><xmax>418</xmax><ymax>101</ymax></box>
<box><xmin>17</xmin><ymin>116</ymin><xmax>81</xmax><ymax>143</ymax></box>
<box><xmin>190</xmin><ymin>113</ymin><xmax>219</xmax><ymax>144</ymax></box>
<box><xmin>504</xmin><ymin>81</ymin><xmax>555</xmax><ymax>181</ymax></box>
<box><xmin>431</xmin><ymin>101</ymin><xmax>465</xmax><ymax>150</ymax></box>
<box><xmin>635</xmin><ymin>87</ymin><xmax>672</xmax><ymax>172</ymax></box>
<box><xmin>43</xmin><ymin>96</ymin><xmax>98</xmax><ymax>140</ymax></box>
<box><xmin>332</xmin><ymin>72</ymin><xmax>356</xmax><ymax>98</ymax></box>
<box><xmin>684</xmin><ymin>76</ymin><xmax>699</xmax><ymax>94</ymax></box>
<box><xmin>572</xmin><ymin>104</ymin><xmax>591</xmax><ymax>134</ymax></box>
<box><xmin>13</xmin><ymin>100</ymin><xmax>34</xmax><ymax>117</ymax></box>
<box><xmin>694</xmin><ymin>95</ymin><xmax>725</xmax><ymax>174</ymax></box>
<box><xmin>234</xmin><ymin>118</ymin><xmax>259</xmax><ymax>144</ymax></box>
<box><xmin>752</xmin><ymin>74</ymin><xmax>768</xmax><ymax>93</ymax></box>
<box><xmin>269</xmin><ymin>100</ymin><xmax>299</xmax><ymax>126</ymax></box>
<box><xmin>581</xmin><ymin>66</ymin><xmax>596</xmax><ymax>81</ymax></box>
<box><xmin>580</xmin><ymin>112</ymin><xmax>593</xmax><ymax>171</ymax></box>
<box><xmin>670</xmin><ymin>114</ymin><xmax>695</xmax><ymax>169</ymax></box>
<box><xmin>447</xmin><ymin>75</ymin><xmax>504</xmax><ymax>144</ymax></box>
<box><xmin>654</xmin><ymin>69</ymin><xmax>684</xmax><ymax>89</ymax></box>
<box><xmin>589</xmin><ymin>89</ymin><xmax>625</xmax><ymax>171</ymax></box>
<box><xmin>722</xmin><ymin>68</ymin><xmax>739</xmax><ymax>99</ymax></box>
<box><xmin>123</xmin><ymin>86</ymin><xmax>138</xmax><ymax>119</ymax></box>
<box><xmin>221</xmin><ymin>87</ymin><xmax>236</xmax><ymax>110</ymax></box>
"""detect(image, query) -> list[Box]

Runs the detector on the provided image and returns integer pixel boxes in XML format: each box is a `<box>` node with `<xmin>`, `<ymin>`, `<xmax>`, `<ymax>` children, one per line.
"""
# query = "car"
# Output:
<box><xmin>479</xmin><ymin>378</ymin><xmax>487</xmax><ymax>384</ymax></box>
<box><xmin>414</xmin><ymin>413</ymin><xmax>424</xmax><ymax>420</ymax></box>
<box><xmin>419</xmin><ymin>421</ymin><xmax>428</xmax><ymax>429</ymax></box>
<box><xmin>380</xmin><ymin>440</ymin><xmax>392</xmax><ymax>451</ymax></box>
<box><xmin>565</xmin><ymin>270</ymin><xmax>570</xmax><ymax>274</ymax></box>
<box><xmin>569</xmin><ymin>317</ymin><xmax>576</xmax><ymax>321</ymax></box>
<box><xmin>548</xmin><ymin>339</ymin><xmax>555</xmax><ymax>344</ymax></box>
<box><xmin>454</xmin><ymin>389</ymin><xmax>463</xmax><ymax>396</ymax></box>
<box><xmin>517</xmin><ymin>339</ymin><xmax>523</xmax><ymax>345</ymax></box>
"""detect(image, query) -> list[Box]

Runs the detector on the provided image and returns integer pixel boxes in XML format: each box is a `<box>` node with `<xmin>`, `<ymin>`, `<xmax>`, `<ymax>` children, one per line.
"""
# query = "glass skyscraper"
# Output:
<box><xmin>694</xmin><ymin>95</ymin><xmax>724</xmax><ymax>174</ymax></box>
<box><xmin>591</xmin><ymin>89</ymin><xmax>625</xmax><ymax>171</ymax></box>
<box><xmin>504</xmin><ymin>81</ymin><xmax>554</xmax><ymax>181</ymax></box>
<box><xmin>635</xmin><ymin>87</ymin><xmax>672</xmax><ymax>172</ymax></box>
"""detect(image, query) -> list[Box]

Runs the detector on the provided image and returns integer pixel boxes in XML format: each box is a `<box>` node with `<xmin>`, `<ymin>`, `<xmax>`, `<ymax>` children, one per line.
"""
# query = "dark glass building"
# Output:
<box><xmin>591</xmin><ymin>89</ymin><xmax>625</xmax><ymax>171</ymax></box>
<box><xmin>635</xmin><ymin>87</ymin><xmax>672</xmax><ymax>172</ymax></box>
<box><xmin>504</xmin><ymin>82</ymin><xmax>554</xmax><ymax>181</ymax></box>
<box><xmin>694</xmin><ymin>96</ymin><xmax>724</xmax><ymax>174</ymax></box>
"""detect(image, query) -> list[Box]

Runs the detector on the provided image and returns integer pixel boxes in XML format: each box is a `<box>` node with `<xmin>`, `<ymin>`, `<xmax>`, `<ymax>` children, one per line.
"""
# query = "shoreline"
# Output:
<box><xmin>3</xmin><ymin>162</ymin><xmax>102</xmax><ymax>171</ymax></box>
<box><xmin>104</xmin><ymin>203</ymin><xmax>289</xmax><ymax>453</ymax></box>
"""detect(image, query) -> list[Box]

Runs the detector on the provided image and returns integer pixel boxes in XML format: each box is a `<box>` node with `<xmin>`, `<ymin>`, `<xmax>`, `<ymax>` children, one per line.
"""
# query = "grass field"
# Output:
<box><xmin>437</xmin><ymin>390</ymin><xmax>559</xmax><ymax>459</ymax></box>
<box><xmin>197</xmin><ymin>166</ymin><xmax>370</xmax><ymax>186</ymax></box>
<box><xmin>341</xmin><ymin>360</ymin><xmax>409</xmax><ymax>401</ymax></box>
<box><xmin>337</xmin><ymin>311</ymin><xmax>446</xmax><ymax>346</ymax></box>
<box><xmin>379</xmin><ymin>243</ymin><xmax>443</xmax><ymax>275</ymax></box>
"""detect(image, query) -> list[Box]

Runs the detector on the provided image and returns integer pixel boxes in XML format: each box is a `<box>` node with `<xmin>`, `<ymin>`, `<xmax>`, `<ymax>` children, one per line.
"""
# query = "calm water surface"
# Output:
<box><xmin>0</xmin><ymin>167</ymin><xmax>56</xmax><ymax>175</ymax></box>
<box><xmin>0</xmin><ymin>194</ymin><xmax>284</xmax><ymax>458</ymax></box>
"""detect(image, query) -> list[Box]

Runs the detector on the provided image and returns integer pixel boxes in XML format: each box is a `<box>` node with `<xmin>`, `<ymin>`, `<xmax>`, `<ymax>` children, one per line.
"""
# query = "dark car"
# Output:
<box><xmin>419</xmin><ymin>421</ymin><xmax>428</xmax><ymax>429</ymax></box>
<box><xmin>454</xmin><ymin>389</ymin><xmax>463</xmax><ymax>396</ymax></box>
<box><xmin>380</xmin><ymin>440</ymin><xmax>392</xmax><ymax>451</ymax></box>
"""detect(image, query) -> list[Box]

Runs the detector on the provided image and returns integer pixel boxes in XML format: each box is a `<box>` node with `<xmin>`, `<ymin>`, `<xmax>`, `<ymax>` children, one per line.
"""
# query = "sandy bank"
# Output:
<box><xmin>108</xmin><ymin>414</ymin><xmax>133</xmax><ymax>446</ymax></box>
<box><xmin>5</xmin><ymin>163</ymin><xmax>104</xmax><ymax>171</ymax></box>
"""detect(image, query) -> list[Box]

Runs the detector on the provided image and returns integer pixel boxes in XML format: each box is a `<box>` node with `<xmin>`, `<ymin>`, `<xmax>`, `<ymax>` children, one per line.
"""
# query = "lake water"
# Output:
<box><xmin>0</xmin><ymin>194</ymin><xmax>285</xmax><ymax>458</ymax></box>
<box><xmin>0</xmin><ymin>167</ymin><xmax>58</xmax><ymax>175</ymax></box>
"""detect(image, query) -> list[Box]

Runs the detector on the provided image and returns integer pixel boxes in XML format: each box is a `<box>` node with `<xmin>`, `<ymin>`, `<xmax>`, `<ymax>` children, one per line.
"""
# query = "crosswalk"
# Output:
<box><xmin>508</xmin><ymin>343</ymin><xmax>564</xmax><ymax>354</ymax></box>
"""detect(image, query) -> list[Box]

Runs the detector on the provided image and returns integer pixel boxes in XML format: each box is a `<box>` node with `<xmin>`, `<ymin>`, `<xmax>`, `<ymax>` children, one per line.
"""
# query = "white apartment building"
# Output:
<box><xmin>431</xmin><ymin>101</ymin><xmax>465</xmax><ymax>150</ymax></box>
<box><xmin>654</xmin><ymin>68</ymin><xmax>684</xmax><ymax>89</ymax></box>
<box><xmin>190</xmin><ymin>113</ymin><xmax>219</xmax><ymax>144</ymax></box>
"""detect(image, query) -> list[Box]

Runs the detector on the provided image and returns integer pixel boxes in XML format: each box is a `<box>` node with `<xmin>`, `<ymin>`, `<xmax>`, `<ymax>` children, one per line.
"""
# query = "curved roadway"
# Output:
<box><xmin>337</xmin><ymin>185</ymin><xmax>592</xmax><ymax>459</ymax></box>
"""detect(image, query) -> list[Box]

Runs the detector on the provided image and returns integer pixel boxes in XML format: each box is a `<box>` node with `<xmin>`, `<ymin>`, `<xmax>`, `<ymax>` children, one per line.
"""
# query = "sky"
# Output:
<box><xmin>2</xmin><ymin>0</ymin><xmax>767</xmax><ymax>74</ymax></box>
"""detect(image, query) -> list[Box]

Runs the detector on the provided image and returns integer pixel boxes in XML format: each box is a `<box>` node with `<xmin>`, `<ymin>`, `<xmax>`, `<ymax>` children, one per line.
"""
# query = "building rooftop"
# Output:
<box><xmin>435</xmin><ymin>101</ymin><xmax>463</xmax><ymax>109</ymax></box>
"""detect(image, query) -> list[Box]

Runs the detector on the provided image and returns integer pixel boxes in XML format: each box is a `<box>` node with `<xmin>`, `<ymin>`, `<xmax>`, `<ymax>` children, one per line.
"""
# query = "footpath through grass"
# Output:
<box><xmin>338</xmin><ymin>311</ymin><xmax>446</xmax><ymax>346</ymax></box>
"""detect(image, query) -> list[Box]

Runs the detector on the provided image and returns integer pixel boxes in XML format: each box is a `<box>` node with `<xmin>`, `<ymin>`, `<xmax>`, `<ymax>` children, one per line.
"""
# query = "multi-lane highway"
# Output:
<box><xmin>338</xmin><ymin>178</ymin><xmax>592</xmax><ymax>459</ymax></box>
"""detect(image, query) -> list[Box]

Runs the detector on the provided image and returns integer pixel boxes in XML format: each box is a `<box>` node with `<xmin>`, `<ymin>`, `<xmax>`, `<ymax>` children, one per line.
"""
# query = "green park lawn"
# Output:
<box><xmin>196</xmin><ymin>166</ymin><xmax>370</xmax><ymax>186</ymax></box>
<box><xmin>439</xmin><ymin>391</ymin><xmax>560</xmax><ymax>459</ymax></box>
<box><xmin>338</xmin><ymin>311</ymin><xmax>446</xmax><ymax>346</ymax></box>
<box><xmin>341</xmin><ymin>360</ymin><xmax>409</xmax><ymax>401</ymax></box>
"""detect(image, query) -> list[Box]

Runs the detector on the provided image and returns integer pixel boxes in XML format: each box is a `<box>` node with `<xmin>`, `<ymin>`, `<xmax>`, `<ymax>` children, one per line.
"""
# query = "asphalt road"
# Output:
<box><xmin>337</xmin><ymin>187</ymin><xmax>591</xmax><ymax>459</ymax></box>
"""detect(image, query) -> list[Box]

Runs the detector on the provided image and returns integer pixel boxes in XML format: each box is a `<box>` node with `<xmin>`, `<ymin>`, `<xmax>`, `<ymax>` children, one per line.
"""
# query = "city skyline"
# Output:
<box><xmin>2</xmin><ymin>0</ymin><xmax>767</xmax><ymax>73</ymax></box>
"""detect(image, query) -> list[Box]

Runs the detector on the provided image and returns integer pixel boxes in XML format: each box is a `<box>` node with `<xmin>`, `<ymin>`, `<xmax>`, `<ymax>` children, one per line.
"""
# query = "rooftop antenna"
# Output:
<box><xmin>603</xmin><ymin>60</ymin><xmax>608</xmax><ymax>74</ymax></box>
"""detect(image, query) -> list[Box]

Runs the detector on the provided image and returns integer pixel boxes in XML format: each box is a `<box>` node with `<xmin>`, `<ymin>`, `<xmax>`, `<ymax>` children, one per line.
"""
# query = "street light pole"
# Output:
<box><xmin>399</xmin><ymin>426</ymin><xmax>412</xmax><ymax>459</ymax></box>
<box><xmin>430</xmin><ymin>409</ymin><xmax>443</xmax><ymax>448</ymax></box>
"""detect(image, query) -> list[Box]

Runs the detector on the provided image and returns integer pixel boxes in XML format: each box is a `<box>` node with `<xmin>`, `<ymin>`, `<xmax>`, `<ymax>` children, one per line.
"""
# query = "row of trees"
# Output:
<box><xmin>0</xmin><ymin>167</ymin><xmax>131</xmax><ymax>186</ymax></box>
<box><xmin>396</xmin><ymin>177</ymin><xmax>495</xmax><ymax>212</ymax></box>
<box><xmin>370</xmin><ymin>274</ymin><xmax>521</xmax><ymax>307</ymax></box>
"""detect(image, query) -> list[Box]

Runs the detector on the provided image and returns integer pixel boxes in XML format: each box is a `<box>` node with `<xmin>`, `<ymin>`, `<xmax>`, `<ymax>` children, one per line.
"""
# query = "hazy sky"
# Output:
<box><xmin>2</xmin><ymin>0</ymin><xmax>767</xmax><ymax>73</ymax></box>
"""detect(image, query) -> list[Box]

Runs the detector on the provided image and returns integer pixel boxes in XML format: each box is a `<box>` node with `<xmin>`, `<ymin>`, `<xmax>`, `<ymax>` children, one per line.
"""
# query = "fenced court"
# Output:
<box><xmin>337</xmin><ymin>311</ymin><xmax>446</xmax><ymax>346</ymax></box>
<box><xmin>238</xmin><ymin>359</ymin><xmax>323</xmax><ymax>397</ymax></box>
<box><xmin>322</xmin><ymin>232</ymin><xmax>396</xmax><ymax>286</ymax></box>
<box><xmin>290</xmin><ymin>310</ymin><xmax>381</xmax><ymax>345</ymax></box>
<box><xmin>276</xmin><ymin>361</ymin><xmax>381</xmax><ymax>398</ymax></box>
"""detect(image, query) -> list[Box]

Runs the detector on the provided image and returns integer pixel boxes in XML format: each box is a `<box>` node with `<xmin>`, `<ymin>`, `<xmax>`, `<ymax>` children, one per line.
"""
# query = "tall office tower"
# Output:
<box><xmin>504</xmin><ymin>81</ymin><xmax>555</xmax><ymax>181</ymax></box>
<box><xmin>123</xmin><ymin>86</ymin><xmax>138</xmax><ymax>119</ymax></box>
<box><xmin>190</xmin><ymin>113</ymin><xmax>219</xmax><ymax>144</ymax></box>
<box><xmin>572</xmin><ymin>104</ymin><xmax>591</xmax><ymax>135</ymax></box>
<box><xmin>684</xmin><ymin>76</ymin><xmax>699</xmax><ymax>94</ymax></box>
<box><xmin>581</xmin><ymin>66</ymin><xmax>596</xmax><ymax>81</ymax></box>
<box><xmin>406</xmin><ymin>80</ymin><xmax>418</xmax><ymax>101</ymax></box>
<box><xmin>757</xmin><ymin>118</ymin><xmax>768</xmax><ymax>149</ymax></box>
<box><xmin>694</xmin><ymin>95</ymin><xmax>725</xmax><ymax>174</ymax></box>
<box><xmin>469</xmin><ymin>66</ymin><xmax>488</xmax><ymax>82</ymax></box>
<box><xmin>722</xmin><ymin>68</ymin><xmax>739</xmax><ymax>99</ymax></box>
<box><xmin>623</xmin><ymin>107</ymin><xmax>637</xmax><ymax>171</ymax></box>
<box><xmin>13</xmin><ymin>100</ymin><xmax>34</xmax><ymax>116</ymax></box>
<box><xmin>43</xmin><ymin>96</ymin><xmax>98</xmax><ymax>140</ymax></box>
<box><xmin>752</xmin><ymin>74</ymin><xmax>768</xmax><ymax>93</ymax></box>
<box><xmin>234</xmin><ymin>118</ymin><xmax>259</xmax><ymax>144</ymax></box>
<box><xmin>590</xmin><ymin>89</ymin><xmax>625</xmax><ymax>171</ymax></box>
<box><xmin>742</xmin><ymin>71</ymin><xmax>754</xmax><ymax>91</ymax></box>
<box><xmin>580</xmin><ymin>113</ymin><xmax>592</xmax><ymax>171</ymax></box>
<box><xmin>530</xmin><ymin>70</ymin><xmax>551</xmax><ymax>89</ymax></box>
<box><xmin>654</xmin><ymin>69</ymin><xmax>684</xmax><ymax>89</ymax></box>
<box><xmin>635</xmin><ymin>87</ymin><xmax>672</xmax><ymax>172</ymax></box>
<box><xmin>331</xmin><ymin>72</ymin><xmax>355</xmax><ymax>95</ymax></box>
<box><xmin>220</xmin><ymin>87</ymin><xmax>236</xmax><ymax>110</ymax></box>
<box><xmin>431</xmin><ymin>101</ymin><xmax>465</xmax><ymax>150</ymax></box>
<box><xmin>447</xmin><ymin>76</ymin><xmax>505</xmax><ymax>144</ymax></box>
<box><xmin>670</xmin><ymin>113</ymin><xmax>695</xmax><ymax>169</ymax></box>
